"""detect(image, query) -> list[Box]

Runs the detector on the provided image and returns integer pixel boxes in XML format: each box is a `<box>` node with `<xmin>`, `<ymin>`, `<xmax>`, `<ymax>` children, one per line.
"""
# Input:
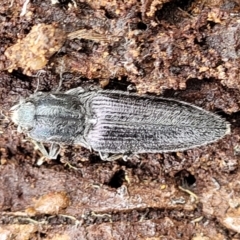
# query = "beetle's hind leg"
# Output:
<box><xmin>98</xmin><ymin>152</ymin><xmax>137</xmax><ymax>161</ymax></box>
<box><xmin>99</xmin><ymin>152</ymin><xmax>123</xmax><ymax>161</ymax></box>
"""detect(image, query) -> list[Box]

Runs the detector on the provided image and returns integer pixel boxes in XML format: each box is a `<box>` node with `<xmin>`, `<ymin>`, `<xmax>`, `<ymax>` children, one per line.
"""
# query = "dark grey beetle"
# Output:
<box><xmin>11</xmin><ymin>87</ymin><xmax>230</xmax><ymax>160</ymax></box>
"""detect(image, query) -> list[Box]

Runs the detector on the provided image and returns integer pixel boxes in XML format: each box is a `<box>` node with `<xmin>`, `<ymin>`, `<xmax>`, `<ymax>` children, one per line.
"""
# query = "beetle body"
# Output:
<box><xmin>11</xmin><ymin>88</ymin><xmax>230</xmax><ymax>158</ymax></box>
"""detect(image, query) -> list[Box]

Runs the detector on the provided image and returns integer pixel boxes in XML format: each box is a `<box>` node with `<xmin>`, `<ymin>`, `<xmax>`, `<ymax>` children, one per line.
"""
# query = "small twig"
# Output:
<box><xmin>177</xmin><ymin>7</ymin><xmax>194</xmax><ymax>19</ymax></box>
<box><xmin>20</xmin><ymin>0</ymin><xmax>30</xmax><ymax>17</ymax></box>
<box><xmin>191</xmin><ymin>216</ymin><xmax>204</xmax><ymax>223</ymax></box>
<box><xmin>67</xmin><ymin>29</ymin><xmax>113</xmax><ymax>42</ymax></box>
<box><xmin>178</xmin><ymin>186</ymin><xmax>199</xmax><ymax>202</ymax></box>
<box><xmin>9</xmin><ymin>0</ymin><xmax>14</xmax><ymax>7</ymax></box>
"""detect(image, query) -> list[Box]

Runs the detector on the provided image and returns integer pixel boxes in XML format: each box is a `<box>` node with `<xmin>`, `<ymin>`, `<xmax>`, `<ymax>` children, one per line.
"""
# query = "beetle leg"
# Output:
<box><xmin>99</xmin><ymin>152</ymin><xmax>123</xmax><ymax>161</ymax></box>
<box><xmin>48</xmin><ymin>143</ymin><xmax>61</xmax><ymax>159</ymax></box>
<box><xmin>33</xmin><ymin>141</ymin><xmax>60</xmax><ymax>160</ymax></box>
<box><xmin>64</xmin><ymin>87</ymin><xmax>86</xmax><ymax>95</ymax></box>
<box><xmin>98</xmin><ymin>152</ymin><xmax>136</xmax><ymax>161</ymax></box>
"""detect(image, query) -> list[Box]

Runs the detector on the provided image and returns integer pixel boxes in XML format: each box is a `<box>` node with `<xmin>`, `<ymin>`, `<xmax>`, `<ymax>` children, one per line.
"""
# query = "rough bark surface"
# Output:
<box><xmin>1</xmin><ymin>0</ymin><xmax>240</xmax><ymax>239</ymax></box>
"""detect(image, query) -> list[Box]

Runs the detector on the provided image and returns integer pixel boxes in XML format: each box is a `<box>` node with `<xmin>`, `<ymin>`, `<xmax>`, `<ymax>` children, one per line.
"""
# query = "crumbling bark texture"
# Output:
<box><xmin>1</xmin><ymin>0</ymin><xmax>240</xmax><ymax>239</ymax></box>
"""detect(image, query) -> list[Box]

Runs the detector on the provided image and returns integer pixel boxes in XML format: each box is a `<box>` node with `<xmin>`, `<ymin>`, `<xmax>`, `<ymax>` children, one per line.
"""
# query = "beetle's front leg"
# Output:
<box><xmin>32</xmin><ymin>141</ymin><xmax>61</xmax><ymax>164</ymax></box>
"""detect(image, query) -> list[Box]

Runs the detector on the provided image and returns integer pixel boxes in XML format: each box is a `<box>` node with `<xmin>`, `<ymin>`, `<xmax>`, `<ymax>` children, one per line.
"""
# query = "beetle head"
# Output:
<box><xmin>10</xmin><ymin>98</ymin><xmax>35</xmax><ymax>133</ymax></box>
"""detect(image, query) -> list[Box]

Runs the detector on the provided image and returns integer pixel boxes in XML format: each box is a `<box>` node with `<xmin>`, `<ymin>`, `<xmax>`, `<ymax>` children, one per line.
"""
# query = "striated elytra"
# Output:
<box><xmin>11</xmin><ymin>87</ymin><xmax>230</xmax><ymax>160</ymax></box>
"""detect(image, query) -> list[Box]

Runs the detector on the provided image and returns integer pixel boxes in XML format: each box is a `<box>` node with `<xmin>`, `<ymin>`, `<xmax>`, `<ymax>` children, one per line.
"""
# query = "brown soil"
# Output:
<box><xmin>1</xmin><ymin>0</ymin><xmax>240</xmax><ymax>239</ymax></box>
